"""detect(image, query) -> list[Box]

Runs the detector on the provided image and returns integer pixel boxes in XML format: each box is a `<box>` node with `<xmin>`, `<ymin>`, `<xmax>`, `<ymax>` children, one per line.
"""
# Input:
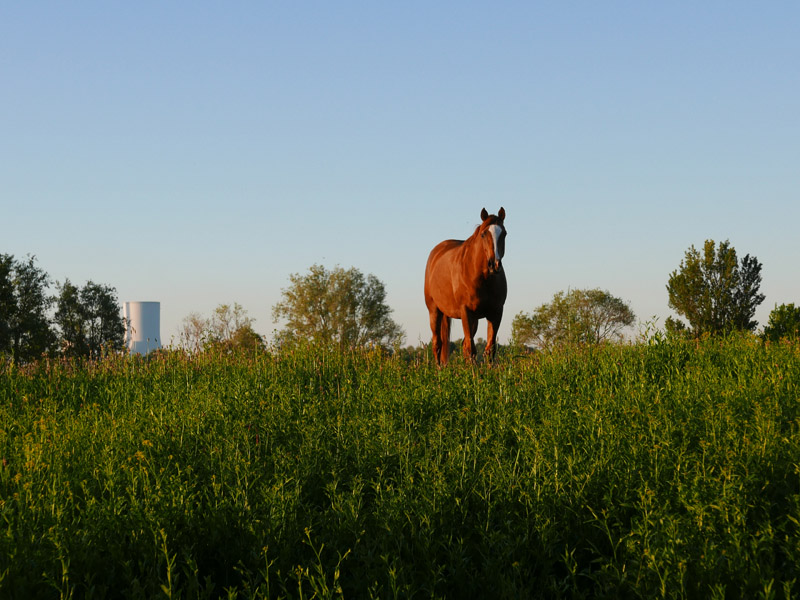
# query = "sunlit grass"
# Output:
<box><xmin>1</xmin><ymin>335</ymin><xmax>799</xmax><ymax>598</ymax></box>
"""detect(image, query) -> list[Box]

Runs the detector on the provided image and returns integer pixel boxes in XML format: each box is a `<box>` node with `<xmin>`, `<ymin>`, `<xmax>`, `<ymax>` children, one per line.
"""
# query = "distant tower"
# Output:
<box><xmin>123</xmin><ymin>301</ymin><xmax>162</xmax><ymax>355</ymax></box>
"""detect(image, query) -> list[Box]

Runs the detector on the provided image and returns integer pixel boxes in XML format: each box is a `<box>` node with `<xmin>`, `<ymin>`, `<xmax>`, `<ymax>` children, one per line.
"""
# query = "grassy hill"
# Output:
<box><xmin>1</xmin><ymin>335</ymin><xmax>799</xmax><ymax>598</ymax></box>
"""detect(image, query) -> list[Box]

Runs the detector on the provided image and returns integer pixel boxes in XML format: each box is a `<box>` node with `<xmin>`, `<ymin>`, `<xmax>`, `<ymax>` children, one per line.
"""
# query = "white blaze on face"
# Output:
<box><xmin>488</xmin><ymin>224</ymin><xmax>504</xmax><ymax>261</ymax></box>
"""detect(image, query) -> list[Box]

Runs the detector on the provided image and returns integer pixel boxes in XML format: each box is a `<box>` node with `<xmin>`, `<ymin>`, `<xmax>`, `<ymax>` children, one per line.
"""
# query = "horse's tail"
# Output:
<box><xmin>440</xmin><ymin>317</ymin><xmax>451</xmax><ymax>364</ymax></box>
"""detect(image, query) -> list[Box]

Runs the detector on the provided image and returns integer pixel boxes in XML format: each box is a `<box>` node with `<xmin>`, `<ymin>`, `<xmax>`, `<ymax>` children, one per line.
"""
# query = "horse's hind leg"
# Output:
<box><xmin>429</xmin><ymin>309</ymin><xmax>442</xmax><ymax>364</ymax></box>
<box><xmin>429</xmin><ymin>308</ymin><xmax>450</xmax><ymax>365</ymax></box>
<box><xmin>440</xmin><ymin>316</ymin><xmax>451</xmax><ymax>365</ymax></box>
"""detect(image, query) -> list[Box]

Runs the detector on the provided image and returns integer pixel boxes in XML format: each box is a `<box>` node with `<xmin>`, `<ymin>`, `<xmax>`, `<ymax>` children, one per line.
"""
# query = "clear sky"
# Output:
<box><xmin>3</xmin><ymin>3</ymin><xmax>799</xmax><ymax>347</ymax></box>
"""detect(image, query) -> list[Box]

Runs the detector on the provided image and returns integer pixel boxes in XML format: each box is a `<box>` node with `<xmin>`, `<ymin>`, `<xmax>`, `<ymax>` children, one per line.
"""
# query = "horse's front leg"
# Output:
<box><xmin>461</xmin><ymin>310</ymin><xmax>478</xmax><ymax>363</ymax></box>
<box><xmin>484</xmin><ymin>311</ymin><xmax>503</xmax><ymax>363</ymax></box>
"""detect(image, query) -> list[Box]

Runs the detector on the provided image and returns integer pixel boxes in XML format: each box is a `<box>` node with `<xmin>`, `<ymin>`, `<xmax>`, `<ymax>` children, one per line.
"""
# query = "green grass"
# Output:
<box><xmin>1</xmin><ymin>335</ymin><xmax>799</xmax><ymax>598</ymax></box>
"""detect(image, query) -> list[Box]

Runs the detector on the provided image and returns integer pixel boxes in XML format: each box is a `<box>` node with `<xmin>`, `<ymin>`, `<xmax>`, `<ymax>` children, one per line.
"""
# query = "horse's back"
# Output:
<box><xmin>425</xmin><ymin>239</ymin><xmax>463</xmax><ymax>280</ymax></box>
<box><xmin>427</xmin><ymin>238</ymin><xmax>462</xmax><ymax>261</ymax></box>
<box><xmin>425</xmin><ymin>239</ymin><xmax>466</xmax><ymax>315</ymax></box>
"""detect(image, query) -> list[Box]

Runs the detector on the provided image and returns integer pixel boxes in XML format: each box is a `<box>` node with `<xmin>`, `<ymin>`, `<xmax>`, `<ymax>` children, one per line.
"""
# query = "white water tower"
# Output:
<box><xmin>123</xmin><ymin>301</ymin><xmax>162</xmax><ymax>355</ymax></box>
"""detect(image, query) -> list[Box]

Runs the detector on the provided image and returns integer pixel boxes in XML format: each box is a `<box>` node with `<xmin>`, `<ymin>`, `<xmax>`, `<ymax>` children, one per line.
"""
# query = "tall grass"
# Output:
<box><xmin>1</xmin><ymin>335</ymin><xmax>799</xmax><ymax>598</ymax></box>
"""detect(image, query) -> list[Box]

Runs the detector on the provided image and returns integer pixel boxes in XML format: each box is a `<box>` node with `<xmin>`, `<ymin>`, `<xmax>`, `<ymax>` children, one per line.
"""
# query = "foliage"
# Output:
<box><xmin>664</xmin><ymin>315</ymin><xmax>690</xmax><ymax>338</ymax></box>
<box><xmin>0</xmin><ymin>254</ymin><xmax>14</xmax><ymax>353</ymax></box>
<box><xmin>225</xmin><ymin>323</ymin><xmax>267</xmax><ymax>354</ymax></box>
<box><xmin>667</xmin><ymin>239</ymin><xmax>765</xmax><ymax>336</ymax></box>
<box><xmin>180</xmin><ymin>303</ymin><xmax>266</xmax><ymax>354</ymax></box>
<box><xmin>511</xmin><ymin>288</ymin><xmax>635</xmax><ymax>350</ymax></box>
<box><xmin>1</xmin><ymin>254</ymin><xmax>127</xmax><ymax>362</ymax></box>
<box><xmin>2</xmin><ymin>336</ymin><xmax>798</xmax><ymax>598</ymax></box>
<box><xmin>53</xmin><ymin>279</ymin><xmax>126</xmax><ymax>358</ymax></box>
<box><xmin>763</xmin><ymin>303</ymin><xmax>800</xmax><ymax>342</ymax></box>
<box><xmin>272</xmin><ymin>264</ymin><xmax>405</xmax><ymax>350</ymax></box>
<box><xmin>179</xmin><ymin>311</ymin><xmax>208</xmax><ymax>353</ymax></box>
<box><xmin>0</xmin><ymin>253</ymin><xmax>56</xmax><ymax>361</ymax></box>
<box><xmin>53</xmin><ymin>279</ymin><xmax>84</xmax><ymax>355</ymax></box>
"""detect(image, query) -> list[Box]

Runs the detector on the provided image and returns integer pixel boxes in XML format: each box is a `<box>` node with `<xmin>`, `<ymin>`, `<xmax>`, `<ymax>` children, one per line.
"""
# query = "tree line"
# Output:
<box><xmin>180</xmin><ymin>265</ymin><xmax>406</xmax><ymax>355</ymax></box>
<box><xmin>179</xmin><ymin>302</ymin><xmax>267</xmax><ymax>354</ymax></box>
<box><xmin>268</xmin><ymin>241</ymin><xmax>798</xmax><ymax>356</ymax></box>
<box><xmin>4</xmin><ymin>239</ymin><xmax>799</xmax><ymax>363</ymax></box>
<box><xmin>0</xmin><ymin>254</ymin><xmax>125</xmax><ymax>362</ymax></box>
<box><xmin>665</xmin><ymin>239</ymin><xmax>799</xmax><ymax>342</ymax></box>
<box><xmin>511</xmin><ymin>239</ymin><xmax>799</xmax><ymax>349</ymax></box>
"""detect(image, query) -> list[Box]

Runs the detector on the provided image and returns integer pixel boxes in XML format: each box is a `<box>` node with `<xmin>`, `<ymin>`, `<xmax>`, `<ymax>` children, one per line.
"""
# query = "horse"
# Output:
<box><xmin>424</xmin><ymin>207</ymin><xmax>507</xmax><ymax>365</ymax></box>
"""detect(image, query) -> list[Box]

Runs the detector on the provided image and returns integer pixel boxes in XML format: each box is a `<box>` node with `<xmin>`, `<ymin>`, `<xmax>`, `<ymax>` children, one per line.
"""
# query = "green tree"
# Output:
<box><xmin>53</xmin><ymin>279</ymin><xmax>88</xmax><ymax>357</ymax></box>
<box><xmin>667</xmin><ymin>240</ymin><xmax>765</xmax><ymax>336</ymax></box>
<box><xmin>54</xmin><ymin>280</ymin><xmax>126</xmax><ymax>358</ymax></box>
<box><xmin>208</xmin><ymin>303</ymin><xmax>265</xmax><ymax>353</ymax></box>
<box><xmin>80</xmin><ymin>281</ymin><xmax>125</xmax><ymax>357</ymax></box>
<box><xmin>226</xmin><ymin>324</ymin><xmax>267</xmax><ymax>353</ymax></box>
<box><xmin>208</xmin><ymin>303</ymin><xmax>254</xmax><ymax>342</ymax></box>
<box><xmin>0</xmin><ymin>254</ymin><xmax>55</xmax><ymax>361</ymax></box>
<box><xmin>0</xmin><ymin>254</ymin><xmax>15</xmax><ymax>353</ymax></box>
<box><xmin>180</xmin><ymin>312</ymin><xmax>210</xmax><ymax>353</ymax></box>
<box><xmin>762</xmin><ymin>303</ymin><xmax>800</xmax><ymax>342</ymax></box>
<box><xmin>511</xmin><ymin>288</ymin><xmax>635</xmax><ymax>350</ymax></box>
<box><xmin>272</xmin><ymin>264</ymin><xmax>405</xmax><ymax>350</ymax></box>
<box><xmin>179</xmin><ymin>303</ymin><xmax>265</xmax><ymax>354</ymax></box>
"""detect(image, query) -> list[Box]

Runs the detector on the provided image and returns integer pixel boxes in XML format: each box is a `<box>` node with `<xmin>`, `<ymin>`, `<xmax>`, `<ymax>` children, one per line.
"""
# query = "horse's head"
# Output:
<box><xmin>478</xmin><ymin>207</ymin><xmax>506</xmax><ymax>274</ymax></box>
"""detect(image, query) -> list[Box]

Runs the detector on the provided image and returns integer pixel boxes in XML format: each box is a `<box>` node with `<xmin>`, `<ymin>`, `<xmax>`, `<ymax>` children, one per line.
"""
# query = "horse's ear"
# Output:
<box><xmin>498</xmin><ymin>207</ymin><xmax>505</xmax><ymax>221</ymax></box>
<box><xmin>481</xmin><ymin>208</ymin><xmax>489</xmax><ymax>221</ymax></box>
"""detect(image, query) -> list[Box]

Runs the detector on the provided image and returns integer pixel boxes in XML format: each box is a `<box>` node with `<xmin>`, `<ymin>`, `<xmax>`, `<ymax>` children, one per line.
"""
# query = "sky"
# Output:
<box><xmin>3</xmin><ymin>3</ymin><xmax>799</xmax><ymax>347</ymax></box>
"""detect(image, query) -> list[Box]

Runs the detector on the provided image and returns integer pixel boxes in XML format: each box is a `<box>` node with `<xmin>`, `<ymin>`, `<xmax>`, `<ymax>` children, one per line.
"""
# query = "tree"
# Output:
<box><xmin>0</xmin><ymin>254</ymin><xmax>55</xmax><ymax>361</ymax></box>
<box><xmin>0</xmin><ymin>254</ymin><xmax>15</xmax><ymax>353</ymax></box>
<box><xmin>208</xmin><ymin>303</ymin><xmax>255</xmax><ymax>343</ymax></box>
<box><xmin>53</xmin><ymin>280</ymin><xmax>126</xmax><ymax>358</ymax></box>
<box><xmin>80</xmin><ymin>281</ymin><xmax>125</xmax><ymax>357</ymax></box>
<box><xmin>207</xmin><ymin>303</ymin><xmax>265</xmax><ymax>353</ymax></box>
<box><xmin>762</xmin><ymin>303</ymin><xmax>800</xmax><ymax>342</ymax></box>
<box><xmin>667</xmin><ymin>240</ymin><xmax>765</xmax><ymax>336</ymax></box>
<box><xmin>226</xmin><ymin>324</ymin><xmax>267</xmax><ymax>353</ymax></box>
<box><xmin>511</xmin><ymin>288</ymin><xmax>635</xmax><ymax>350</ymax></box>
<box><xmin>53</xmin><ymin>280</ymin><xmax>88</xmax><ymax>357</ymax></box>
<box><xmin>272</xmin><ymin>264</ymin><xmax>405</xmax><ymax>349</ymax></box>
<box><xmin>179</xmin><ymin>303</ymin><xmax>266</xmax><ymax>353</ymax></box>
<box><xmin>179</xmin><ymin>312</ymin><xmax>209</xmax><ymax>353</ymax></box>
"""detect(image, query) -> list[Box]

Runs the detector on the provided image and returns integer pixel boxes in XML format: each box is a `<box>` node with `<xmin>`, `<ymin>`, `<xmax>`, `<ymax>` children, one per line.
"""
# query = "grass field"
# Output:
<box><xmin>1</xmin><ymin>334</ymin><xmax>799</xmax><ymax>599</ymax></box>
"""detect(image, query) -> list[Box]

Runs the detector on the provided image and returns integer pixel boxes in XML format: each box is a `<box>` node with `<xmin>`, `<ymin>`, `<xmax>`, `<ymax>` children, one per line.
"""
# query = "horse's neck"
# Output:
<box><xmin>461</xmin><ymin>235</ymin><xmax>489</xmax><ymax>279</ymax></box>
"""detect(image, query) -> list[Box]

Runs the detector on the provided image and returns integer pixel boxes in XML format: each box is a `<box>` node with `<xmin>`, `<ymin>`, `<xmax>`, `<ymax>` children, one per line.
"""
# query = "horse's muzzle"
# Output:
<box><xmin>489</xmin><ymin>258</ymin><xmax>502</xmax><ymax>273</ymax></box>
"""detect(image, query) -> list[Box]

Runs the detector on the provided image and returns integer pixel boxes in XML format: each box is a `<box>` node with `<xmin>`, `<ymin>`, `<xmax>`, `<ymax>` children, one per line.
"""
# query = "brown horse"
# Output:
<box><xmin>424</xmin><ymin>207</ymin><xmax>507</xmax><ymax>365</ymax></box>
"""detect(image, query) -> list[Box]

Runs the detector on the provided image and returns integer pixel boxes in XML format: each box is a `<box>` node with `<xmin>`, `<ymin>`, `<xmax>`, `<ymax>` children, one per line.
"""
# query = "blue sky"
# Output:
<box><xmin>3</xmin><ymin>3</ymin><xmax>798</xmax><ymax>346</ymax></box>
